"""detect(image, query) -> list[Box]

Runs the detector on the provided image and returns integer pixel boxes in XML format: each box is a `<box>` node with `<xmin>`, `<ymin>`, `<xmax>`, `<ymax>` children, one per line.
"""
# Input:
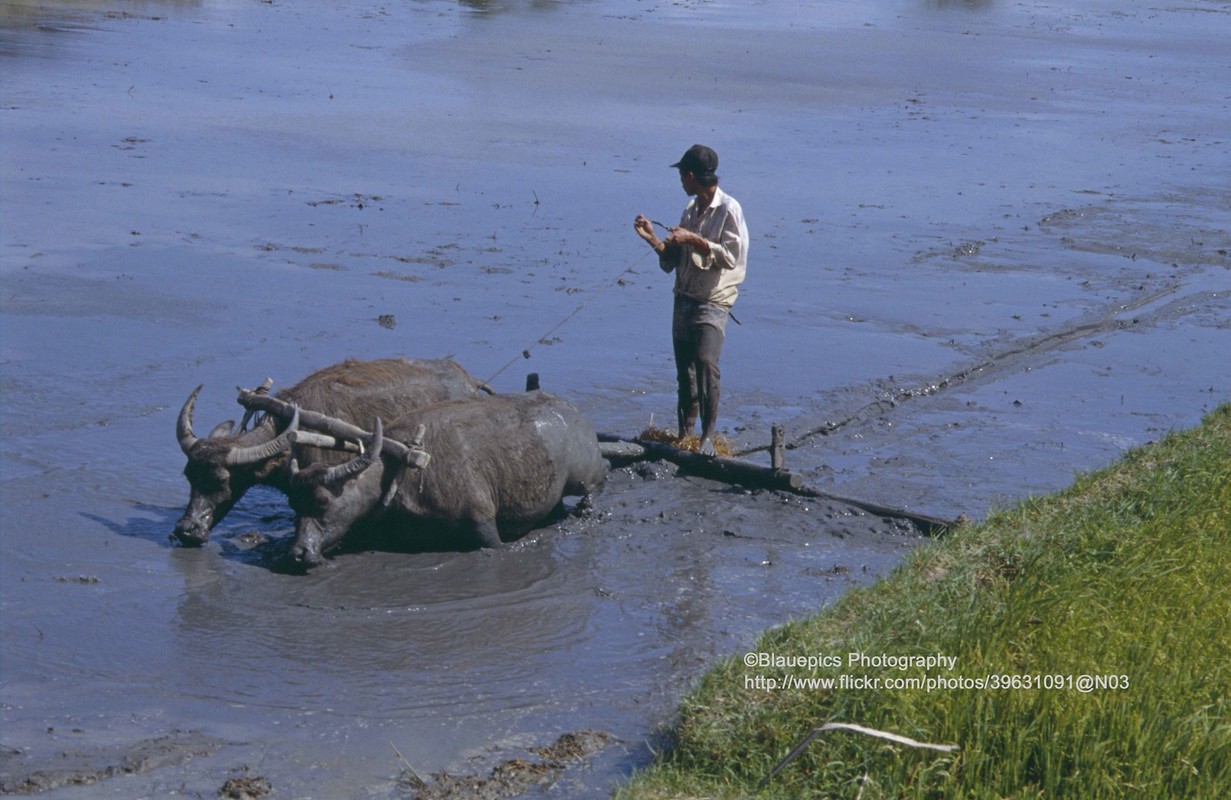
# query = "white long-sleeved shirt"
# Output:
<box><xmin>660</xmin><ymin>186</ymin><xmax>748</xmax><ymax>309</ymax></box>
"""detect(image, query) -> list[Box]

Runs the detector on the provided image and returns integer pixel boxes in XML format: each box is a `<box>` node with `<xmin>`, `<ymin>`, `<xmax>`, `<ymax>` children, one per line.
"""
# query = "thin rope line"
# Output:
<box><xmin>484</xmin><ymin>248</ymin><xmax>654</xmax><ymax>387</ymax></box>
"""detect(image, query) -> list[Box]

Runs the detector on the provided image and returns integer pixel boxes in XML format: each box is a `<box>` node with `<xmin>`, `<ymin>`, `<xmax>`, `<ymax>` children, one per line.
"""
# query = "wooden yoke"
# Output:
<box><xmin>235</xmin><ymin>387</ymin><xmax>428</xmax><ymax>467</ymax></box>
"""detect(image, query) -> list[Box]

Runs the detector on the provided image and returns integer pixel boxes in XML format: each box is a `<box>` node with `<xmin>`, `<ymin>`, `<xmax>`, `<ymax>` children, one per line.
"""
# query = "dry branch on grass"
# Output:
<box><xmin>763</xmin><ymin>722</ymin><xmax>959</xmax><ymax>787</ymax></box>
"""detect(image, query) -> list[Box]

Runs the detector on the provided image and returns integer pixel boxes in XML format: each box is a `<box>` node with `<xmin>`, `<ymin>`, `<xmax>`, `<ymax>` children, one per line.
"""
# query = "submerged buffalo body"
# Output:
<box><xmin>288</xmin><ymin>391</ymin><xmax>607</xmax><ymax>567</ymax></box>
<box><xmin>173</xmin><ymin>358</ymin><xmax>488</xmax><ymax>546</ymax></box>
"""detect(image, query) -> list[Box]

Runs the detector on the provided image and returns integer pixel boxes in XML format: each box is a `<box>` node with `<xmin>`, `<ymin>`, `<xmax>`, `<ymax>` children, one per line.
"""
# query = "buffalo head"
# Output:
<box><xmin>172</xmin><ymin>385</ymin><xmax>298</xmax><ymax>546</ymax></box>
<box><xmin>288</xmin><ymin>418</ymin><xmax>392</xmax><ymax>568</ymax></box>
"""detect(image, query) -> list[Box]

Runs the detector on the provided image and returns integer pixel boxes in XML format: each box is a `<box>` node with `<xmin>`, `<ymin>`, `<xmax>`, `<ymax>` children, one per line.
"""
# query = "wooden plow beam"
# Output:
<box><xmin>597</xmin><ymin>435</ymin><xmax>804</xmax><ymax>492</ymax></box>
<box><xmin>597</xmin><ymin>431</ymin><xmax>956</xmax><ymax>537</ymax></box>
<box><xmin>236</xmin><ymin>383</ymin><xmax>955</xmax><ymax>536</ymax></box>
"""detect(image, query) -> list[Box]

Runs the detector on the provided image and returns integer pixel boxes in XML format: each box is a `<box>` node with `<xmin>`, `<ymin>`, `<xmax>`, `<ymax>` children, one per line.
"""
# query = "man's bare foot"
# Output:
<box><xmin>698</xmin><ymin>436</ymin><xmax>718</xmax><ymax>457</ymax></box>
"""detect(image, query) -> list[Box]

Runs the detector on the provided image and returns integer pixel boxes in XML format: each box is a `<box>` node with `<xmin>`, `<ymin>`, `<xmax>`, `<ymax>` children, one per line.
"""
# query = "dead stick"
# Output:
<box><xmin>390</xmin><ymin>742</ymin><xmax>425</xmax><ymax>786</ymax></box>
<box><xmin>762</xmin><ymin>722</ymin><xmax>958</xmax><ymax>787</ymax></box>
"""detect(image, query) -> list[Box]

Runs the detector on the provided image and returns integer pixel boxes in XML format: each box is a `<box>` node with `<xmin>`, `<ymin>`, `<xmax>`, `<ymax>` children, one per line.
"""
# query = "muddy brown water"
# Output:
<box><xmin>2</xmin><ymin>0</ymin><xmax>1228</xmax><ymax>797</ymax></box>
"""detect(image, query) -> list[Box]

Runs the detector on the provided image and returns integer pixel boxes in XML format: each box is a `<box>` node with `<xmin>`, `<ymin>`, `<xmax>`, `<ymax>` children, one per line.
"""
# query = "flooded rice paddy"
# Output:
<box><xmin>1</xmin><ymin>0</ymin><xmax>1228</xmax><ymax>796</ymax></box>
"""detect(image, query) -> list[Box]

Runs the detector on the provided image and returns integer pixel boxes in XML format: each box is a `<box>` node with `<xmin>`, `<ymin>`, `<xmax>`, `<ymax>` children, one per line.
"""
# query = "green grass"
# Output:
<box><xmin>618</xmin><ymin>405</ymin><xmax>1231</xmax><ymax>799</ymax></box>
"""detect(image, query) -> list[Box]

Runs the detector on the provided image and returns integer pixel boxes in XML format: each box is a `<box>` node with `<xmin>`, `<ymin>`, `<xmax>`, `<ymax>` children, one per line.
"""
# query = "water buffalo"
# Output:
<box><xmin>173</xmin><ymin>357</ymin><xmax>489</xmax><ymax>546</ymax></box>
<box><xmin>287</xmin><ymin>391</ymin><xmax>607</xmax><ymax>567</ymax></box>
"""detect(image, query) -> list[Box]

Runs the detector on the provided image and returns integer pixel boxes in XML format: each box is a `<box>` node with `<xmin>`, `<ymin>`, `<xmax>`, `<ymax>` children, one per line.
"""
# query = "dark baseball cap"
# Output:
<box><xmin>671</xmin><ymin>144</ymin><xmax>718</xmax><ymax>177</ymax></box>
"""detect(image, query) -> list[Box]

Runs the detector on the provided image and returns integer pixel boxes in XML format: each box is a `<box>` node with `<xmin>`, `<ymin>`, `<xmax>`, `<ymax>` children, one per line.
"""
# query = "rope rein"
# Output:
<box><xmin>484</xmin><ymin>247</ymin><xmax>654</xmax><ymax>387</ymax></box>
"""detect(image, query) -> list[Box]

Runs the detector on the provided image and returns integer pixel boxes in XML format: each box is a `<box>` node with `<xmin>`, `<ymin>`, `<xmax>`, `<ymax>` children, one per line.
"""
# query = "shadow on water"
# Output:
<box><xmin>80</xmin><ymin>504</ymin><xmax>181</xmax><ymax>548</ymax></box>
<box><xmin>78</xmin><ymin>501</ymin><xmax>305</xmax><ymax>572</ymax></box>
<box><xmin>215</xmin><ymin>532</ymin><xmax>301</xmax><ymax>573</ymax></box>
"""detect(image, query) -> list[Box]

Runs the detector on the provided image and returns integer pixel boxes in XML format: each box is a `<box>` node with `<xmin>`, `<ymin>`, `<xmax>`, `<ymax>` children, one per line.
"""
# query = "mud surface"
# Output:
<box><xmin>2</xmin><ymin>0</ymin><xmax>1228</xmax><ymax>797</ymax></box>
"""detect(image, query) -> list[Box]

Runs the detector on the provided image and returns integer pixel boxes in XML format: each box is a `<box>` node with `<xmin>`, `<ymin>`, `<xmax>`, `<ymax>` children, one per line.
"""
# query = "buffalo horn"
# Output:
<box><xmin>177</xmin><ymin>385</ymin><xmax>204</xmax><ymax>454</ymax></box>
<box><xmin>223</xmin><ymin>406</ymin><xmax>300</xmax><ymax>465</ymax></box>
<box><xmin>321</xmin><ymin>418</ymin><xmax>383</xmax><ymax>486</ymax></box>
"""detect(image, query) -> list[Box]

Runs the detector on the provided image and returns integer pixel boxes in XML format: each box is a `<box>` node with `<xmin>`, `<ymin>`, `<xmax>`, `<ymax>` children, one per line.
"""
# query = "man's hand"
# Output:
<box><xmin>634</xmin><ymin>215</ymin><xmax>660</xmax><ymax>247</ymax></box>
<box><xmin>667</xmin><ymin>228</ymin><xmax>710</xmax><ymax>256</ymax></box>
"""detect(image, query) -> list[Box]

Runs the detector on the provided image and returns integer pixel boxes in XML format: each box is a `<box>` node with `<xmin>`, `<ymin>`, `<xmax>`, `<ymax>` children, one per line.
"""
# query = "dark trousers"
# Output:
<box><xmin>672</xmin><ymin>297</ymin><xmax>727</xmax><ymax>438</ymax></box>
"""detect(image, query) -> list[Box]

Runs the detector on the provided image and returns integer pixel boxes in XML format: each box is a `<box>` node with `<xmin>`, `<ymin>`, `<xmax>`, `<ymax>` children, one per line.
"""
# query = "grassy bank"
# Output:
<box><xmin>619</xmin><ymin>405</ymin><xmax>1231</xmax><ymax>799</ymax></box>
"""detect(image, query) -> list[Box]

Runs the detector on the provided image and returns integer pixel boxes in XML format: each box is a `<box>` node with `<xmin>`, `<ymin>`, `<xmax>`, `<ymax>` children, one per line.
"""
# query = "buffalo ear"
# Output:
<box><xmin>208</xmin><ymin>420</ymin><xmax>236</xmax><ymax>438</ymax></box>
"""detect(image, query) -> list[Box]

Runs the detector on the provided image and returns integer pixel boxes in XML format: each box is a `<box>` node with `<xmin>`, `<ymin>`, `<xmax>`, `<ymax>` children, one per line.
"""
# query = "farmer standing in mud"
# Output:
<box><xmin>634</xmin><ymin>144</ymin><xmax>749</xmax><ymax>457</ymax></box>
